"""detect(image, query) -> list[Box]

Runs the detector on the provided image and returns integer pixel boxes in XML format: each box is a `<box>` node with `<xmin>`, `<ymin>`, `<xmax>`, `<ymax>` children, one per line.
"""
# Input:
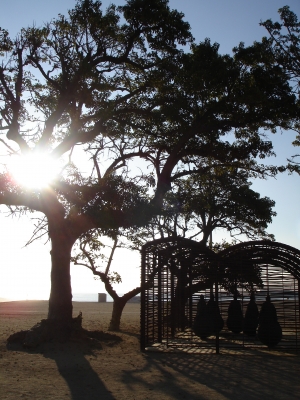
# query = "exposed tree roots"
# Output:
<box><xmin>7</xmin><ymin>313</ymin><xmax>84</xmax><ymax>348</ymax></box>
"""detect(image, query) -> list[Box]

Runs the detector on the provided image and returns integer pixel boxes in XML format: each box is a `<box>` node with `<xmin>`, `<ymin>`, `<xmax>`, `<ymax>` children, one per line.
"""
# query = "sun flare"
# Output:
<box><xmin>9</xmin><ymin>153</ymin><xmax>60</xmax><ymax>189</ymax></box>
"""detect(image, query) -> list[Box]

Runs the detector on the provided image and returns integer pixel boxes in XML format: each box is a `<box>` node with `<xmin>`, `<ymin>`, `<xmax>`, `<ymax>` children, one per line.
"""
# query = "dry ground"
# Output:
<box><xmin>0</xmin><ymin>300</ymin><xmax>300</xmax><ymax>399</ymax></box>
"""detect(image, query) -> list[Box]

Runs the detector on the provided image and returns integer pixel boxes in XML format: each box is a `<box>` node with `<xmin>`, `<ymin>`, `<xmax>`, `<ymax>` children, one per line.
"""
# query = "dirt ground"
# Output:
<box><xmin>0</xmin><ymin>301</ymin><xmax>300</xmax><ymax>400</ymax></box>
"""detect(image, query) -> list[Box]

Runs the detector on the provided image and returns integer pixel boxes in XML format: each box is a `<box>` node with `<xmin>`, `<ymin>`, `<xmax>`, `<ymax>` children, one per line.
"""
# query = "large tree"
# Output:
<box><xmin>0</xmin><ymin>0</ymin><xmax>192</xmax><ymax>323</ymax></box>
<box><xmin>0</xmin><ymin>0</ymin><xmax>296</xmax><ymax>334</ymax></box>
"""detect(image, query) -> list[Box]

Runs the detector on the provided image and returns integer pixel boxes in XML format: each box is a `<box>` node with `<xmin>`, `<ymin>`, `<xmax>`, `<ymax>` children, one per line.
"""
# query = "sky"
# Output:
<box><xmin>0</xmin><ymin>0</ymin><xmax>299</xmax><ymax>301</ymax></box>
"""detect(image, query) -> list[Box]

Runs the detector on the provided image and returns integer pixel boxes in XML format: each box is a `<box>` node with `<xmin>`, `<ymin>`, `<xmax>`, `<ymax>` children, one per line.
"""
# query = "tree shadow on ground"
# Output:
<box><xmin>7</xmin><ymin>328</ymin><xmax>122</xmax><ymax>400</ymax></box>
<box><xmin>119</xmin><ymin>329</ymin><xmax>140</xmax><ymax>339</ymax></box>
<box><xmin>122</xmin><ymin>349</ymin><xmax>300</xmax><ymax>400</ymax></box>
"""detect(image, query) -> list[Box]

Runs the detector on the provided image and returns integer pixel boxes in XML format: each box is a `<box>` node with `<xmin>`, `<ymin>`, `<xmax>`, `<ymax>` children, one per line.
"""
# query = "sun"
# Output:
<box><xmin>9</xmin><ymin>153</ymin><xmax>60</xmax><ymax>189</ymax></box>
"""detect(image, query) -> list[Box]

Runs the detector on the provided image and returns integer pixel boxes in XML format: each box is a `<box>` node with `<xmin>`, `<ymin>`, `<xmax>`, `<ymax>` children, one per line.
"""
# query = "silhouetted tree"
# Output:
<box><xmin>0</xmin><ymin>0</ymin><xmax>192</xmax><ymax>329</ymax></box>
<box><xmin>133</xmin><ymin>167</ymin><xmax>276</xmax><ymax>245</ymax></box>
<box><xmin>71</xmin><ymin>230</ymin><xmax>157</xmax><ymax>331</ymax></box>
<box><xmin>0</xmin><ymin>0</ymin><xmax>297</xmax><ymax>340</ymax></box>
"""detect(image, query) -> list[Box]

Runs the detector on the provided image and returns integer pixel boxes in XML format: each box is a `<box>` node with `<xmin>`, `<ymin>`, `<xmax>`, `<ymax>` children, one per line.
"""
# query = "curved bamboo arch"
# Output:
<box><xmin>219</xmin><ymin>240</ymin><xmax>300</xmax><ymax>280</ymax></box>
<box><xmin>142</xmin><ymin>238</ymin><xmax>300</xmax><ymax>281</ymax></box>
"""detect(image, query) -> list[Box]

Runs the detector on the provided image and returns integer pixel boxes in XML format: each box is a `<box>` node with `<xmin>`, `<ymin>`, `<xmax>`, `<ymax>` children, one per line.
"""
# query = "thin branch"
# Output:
<box><xmin>0</xmin><ymin>138</ymin><xmax>17</xmax><ymax>154</ymax></box>
<box><xmin>104</xmin><ymin>237</ymin><xmax>119</xmax><ymax>276</ymax></box>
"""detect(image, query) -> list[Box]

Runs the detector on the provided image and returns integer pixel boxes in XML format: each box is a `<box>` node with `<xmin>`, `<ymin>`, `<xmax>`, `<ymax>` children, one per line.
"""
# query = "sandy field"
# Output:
<box><xmin>0</xmin><ymin>301</ymin><xmax>300</xmax><ymax>399</ymax></box>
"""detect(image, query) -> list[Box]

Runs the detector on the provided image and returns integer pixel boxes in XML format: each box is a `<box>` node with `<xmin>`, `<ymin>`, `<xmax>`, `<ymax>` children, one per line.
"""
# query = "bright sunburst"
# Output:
<box><xmin>9</xmin><ymin>153</ymin><xmax>60</xmax><ymax>189</ymax></box>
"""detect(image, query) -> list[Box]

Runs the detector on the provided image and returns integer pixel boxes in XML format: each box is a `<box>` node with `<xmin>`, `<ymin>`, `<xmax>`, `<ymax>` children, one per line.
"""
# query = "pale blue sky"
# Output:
<box><xmin>0</xmin><ymin>0</ymin><xmax>299</xmax><ymax>300</ymax></box>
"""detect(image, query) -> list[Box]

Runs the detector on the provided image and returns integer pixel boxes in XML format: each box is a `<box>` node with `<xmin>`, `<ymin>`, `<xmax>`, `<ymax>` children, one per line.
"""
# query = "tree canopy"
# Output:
<box><xmin>236</xmin><ymin>6</ymin><xmax>300</xmax><ymax>171</ymax></box>
<box><xmin>131</xmin><ymin>167</ymin><xmax>276</xmax><ymax>247</ymax></box>
<box><xmin>262</xmin><ymin>6</ymin><xmax>300</xmax><ymax>169</ymax></box>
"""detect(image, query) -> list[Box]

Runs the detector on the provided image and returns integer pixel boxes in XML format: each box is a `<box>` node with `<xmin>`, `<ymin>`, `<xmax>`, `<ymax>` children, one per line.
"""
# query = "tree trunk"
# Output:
<box><xmin>48</xmin><ymin>226</ymin><xmax>73</xmax><ymax>322</ymax></box>
<box><xmin>108</xmin><ymin>298</ymin><xmax>127</xmax><ymax>331</ymax></box>
<box><xmin>9</xmin><ymin>225</ymin><xmax>77</xmax><ymax>347</ymax></box>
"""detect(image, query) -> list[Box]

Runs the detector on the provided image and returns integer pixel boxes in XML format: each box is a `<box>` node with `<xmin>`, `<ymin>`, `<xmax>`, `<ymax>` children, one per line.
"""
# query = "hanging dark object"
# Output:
<box><xmin>258</xmin><ymin>295</ymin><xmax>282</xmax><ymax>347</ymax></box>
<box><xmin>243</xmin><ymin>293</ymin><xmax>259</xmax><ymax>336</ymax></box>
<box><xmin>193</xmin><ymin>295</ymin><xmax>212</xmax><ymax>339</ymax></box>
<box><xmin>206</xmin><ymin>293</ymin><xmax>224</xmax><ymax>335</ymax></box>
<box><xmin>226</xmin><ymin>293</ymin><xmax>243</xmax><ymax>334</ymax></box>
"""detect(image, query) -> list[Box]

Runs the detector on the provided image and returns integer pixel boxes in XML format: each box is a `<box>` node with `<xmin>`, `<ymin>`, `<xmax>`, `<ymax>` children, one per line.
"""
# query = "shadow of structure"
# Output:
<box><xmin>7</xmin><ymin>330</ymin><xmax>121</xmax><ymax>400</ymax></box>
<box><xmin>122</xmin><ymin>350</ymin><xmax>300</xmax><ymax>400</ymax></box>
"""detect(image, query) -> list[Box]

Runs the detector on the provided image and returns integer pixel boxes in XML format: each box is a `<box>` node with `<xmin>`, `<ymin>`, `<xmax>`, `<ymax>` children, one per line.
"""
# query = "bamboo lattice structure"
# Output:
<box><xmin>141</xmin><ymin>239</ymin><xmax>300</xmax><ymax>353</ymax></box>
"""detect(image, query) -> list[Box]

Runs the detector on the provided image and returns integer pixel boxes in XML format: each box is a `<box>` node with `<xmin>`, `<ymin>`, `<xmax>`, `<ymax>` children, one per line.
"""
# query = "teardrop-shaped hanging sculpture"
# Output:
<box><xmin>258</xmin><ymin>295</ymin><xmax>282</xmax><ymax>347</ymax></box>
<box><xmin>206</xmin><ymin>293</ymin><xmax>224</xmax><ymax>335</ymax></box>
<box><xmin>243</xmin><ymin>293</ymin><xmax>259</xmax><ymax>336</ymax></box>
<box><xmin>226</xmin><ymin>293</ymin><xmax>243</xmax><ymax>334</ymax></box>
<box><xmin>193</xmin><ymin>295</ymin><xmax>212</xmax><ymax>339</ymax></box>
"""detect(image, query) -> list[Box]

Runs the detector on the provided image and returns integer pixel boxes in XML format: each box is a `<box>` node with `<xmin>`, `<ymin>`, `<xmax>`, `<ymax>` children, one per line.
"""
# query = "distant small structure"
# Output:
<box><xmin>128</xmin><ymin>296</ymin><xmax>141</xmax><ymax>303</ymax></box>
<box><xmin>98</xmin><ymin>293</ymin><xmax>107</xmax><ymax>303</ymax></box>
